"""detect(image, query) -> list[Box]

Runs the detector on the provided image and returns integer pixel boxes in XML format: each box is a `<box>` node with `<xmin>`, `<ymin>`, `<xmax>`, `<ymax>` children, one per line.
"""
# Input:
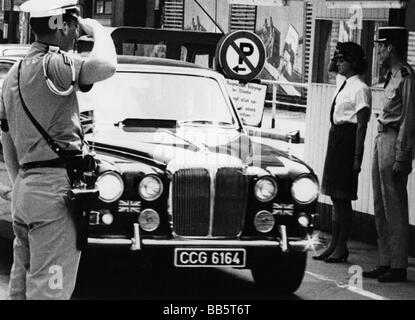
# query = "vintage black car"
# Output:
<box><xmin>0</xmin><ymin>54</ymin><xmax>320</xmax><ymax>294</ymax></box>
<box><xmin>77</xmin><ymin>55</ymin><xmax>320</xmax><ymax>293</ymax></box>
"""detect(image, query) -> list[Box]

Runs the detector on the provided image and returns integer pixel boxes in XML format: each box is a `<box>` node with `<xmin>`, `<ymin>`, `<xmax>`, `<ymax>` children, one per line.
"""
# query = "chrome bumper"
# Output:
<box><xmin>88</xmin><ymin>224</ymin><xmax>322</xmax><ymax>252</ymax></box>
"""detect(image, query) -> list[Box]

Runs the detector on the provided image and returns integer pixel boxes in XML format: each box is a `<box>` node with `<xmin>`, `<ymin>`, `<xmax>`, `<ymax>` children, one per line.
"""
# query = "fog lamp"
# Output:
<box><xmin>254</xmin><ymin>210</ymin><xmax>275</xmax><ymax>233</ymax></box>
<box><xmin>298</xmin><ymin>215</ymin><xmax>310</xmax><ymax>227</ymax></box>
<box><xmin>139</xmin><ymin>209</ymin><xmax>160</xmax><ymax>232</ymax></box>
<box><xmin>102</xmin><ymin>212</ymin><xmax>114</xmax><ymax>225</ymax></box>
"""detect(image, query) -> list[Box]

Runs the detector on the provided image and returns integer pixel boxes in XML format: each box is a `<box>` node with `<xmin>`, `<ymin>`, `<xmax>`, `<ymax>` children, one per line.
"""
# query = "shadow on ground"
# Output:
<box><xmin>73</xmin><ymin>250</ymin><xmax>302</xmax><ymax>300</ymax></box>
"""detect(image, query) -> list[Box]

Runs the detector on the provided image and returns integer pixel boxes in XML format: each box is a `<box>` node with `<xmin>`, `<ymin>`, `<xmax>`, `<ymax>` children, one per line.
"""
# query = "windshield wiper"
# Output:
<box><xmin>114</xmin><ymin>118</ymin><xmax>177</xmax><ymax>128</ymax></box>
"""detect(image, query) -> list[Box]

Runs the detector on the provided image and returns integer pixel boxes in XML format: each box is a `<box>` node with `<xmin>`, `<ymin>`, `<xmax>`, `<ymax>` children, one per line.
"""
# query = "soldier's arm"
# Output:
<box><xmin>0</xmin><ymin>91</ymin><xmax>18</xmax><ymax>183</ymax></box>
<box><xmin>77</xmin><ymin>18</ymin><xmax>117</xmax><ymax>85</ymax></box>
<box><xmin>396</xmin><ymin>67</ymin><xmax>415</xmax><ymax>163</ymax></box>
<box><xmin>1</xmin><ymin>132</ymin><xmax>19</xmax><ymax>184</ymax></box>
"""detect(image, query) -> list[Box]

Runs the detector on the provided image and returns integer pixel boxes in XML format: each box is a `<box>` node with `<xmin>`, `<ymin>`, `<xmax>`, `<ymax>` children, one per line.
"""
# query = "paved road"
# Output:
<box><xmin>1</xmin><ymin>234</ymin><xmax>414</xmax><ymax>300</ymax></box>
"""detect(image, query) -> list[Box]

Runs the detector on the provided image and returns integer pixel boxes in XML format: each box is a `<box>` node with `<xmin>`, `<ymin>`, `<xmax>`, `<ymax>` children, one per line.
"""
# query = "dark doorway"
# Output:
<box><xmin>124</xmin><ymin>0</ymin><xmax>148</xmax><ymax>27</ymax></box>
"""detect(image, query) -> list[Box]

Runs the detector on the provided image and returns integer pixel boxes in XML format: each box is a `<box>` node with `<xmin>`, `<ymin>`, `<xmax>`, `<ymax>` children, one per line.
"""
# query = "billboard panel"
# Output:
<box><xmin>256</xmin><ymin>2</ymin><xmax>305</xmax><ymax>94</ymax></box>
<box><xmin>184</xmin><ymin>0</ymin><xmax>229</xmax><ymax>33</ymax></box>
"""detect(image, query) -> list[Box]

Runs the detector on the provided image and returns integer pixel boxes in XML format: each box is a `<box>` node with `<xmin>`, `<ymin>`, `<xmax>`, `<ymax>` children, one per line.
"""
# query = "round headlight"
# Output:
<box><xmin>139</xmin><ymin>209</ymin><xmax>160</xmax><ymax>232</ymax></box>
<box><xmin>254</xmin><ymin>211</ymin><xmax>275</xmax><ymax>233</ymax></box>
<box><xmin>254</xmin><ymin>177</ymin><xmax>278</xmax><ymax>202</ymax></box>
<box><xmin>96</xmin><ymin>171</ymin><xmax>124</xmax><ymax>203</ymax></box>
<box><xmin>138</xmin><ymin>175</ymin><xmax>163</xmax><ymax>201</ymax></box>
<box><xmin>291</xmin><ymin>175</ymin><xmax>319</xmax><ymax>205</ymax></box>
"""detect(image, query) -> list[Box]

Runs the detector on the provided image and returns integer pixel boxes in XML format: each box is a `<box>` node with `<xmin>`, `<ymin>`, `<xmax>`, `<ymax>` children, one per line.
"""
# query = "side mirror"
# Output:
<box><xmin>286</xmin><ymin>130</ymin><xmax>301</xmax><ymax>144</ymax></box>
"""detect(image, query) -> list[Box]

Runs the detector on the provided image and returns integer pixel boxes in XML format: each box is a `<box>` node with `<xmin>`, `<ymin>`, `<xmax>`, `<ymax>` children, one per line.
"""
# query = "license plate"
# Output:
<box><xmin>174</xmin><ymin>248</ymin><xmax>246</xmax><ymax>267</ymax></box>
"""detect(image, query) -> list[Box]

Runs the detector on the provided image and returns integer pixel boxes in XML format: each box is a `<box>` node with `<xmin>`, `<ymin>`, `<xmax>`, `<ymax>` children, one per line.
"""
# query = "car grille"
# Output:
<box><xmin>172</xmin><ymin>167</ymin><xmax>247</xmax><ymax>238</ymax></box>
<box><xmin>172</xmin><ymin>168</ymin><xmax>211</xmax><ymax>237</ymax></box>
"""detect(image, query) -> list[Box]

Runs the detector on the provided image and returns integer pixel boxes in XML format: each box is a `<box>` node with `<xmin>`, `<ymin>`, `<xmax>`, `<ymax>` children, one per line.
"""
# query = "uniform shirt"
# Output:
<box><xmin>332</xmin><ymin>74</ymin><xmax>372</xmax><ymax>125</ymax></box>
<box><xmin>0</xmin><ymin>42</ymin><xmax>91</xmax><ymax>165</ymax></box>
<box><xmin>378</xmin><ymin>63</ymin><xmax>415</xmax><ymax>162</ymax></box>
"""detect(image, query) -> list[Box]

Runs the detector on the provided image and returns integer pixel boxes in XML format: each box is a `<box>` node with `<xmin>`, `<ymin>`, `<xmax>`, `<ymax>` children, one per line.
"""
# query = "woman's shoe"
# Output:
<box><xmin>312</xmin><ymin>252</ymin><xmax>332</xmax><ymax>261</ymax></box>
<box><xmin>324</xmin><ymin>251</ymin><xmax>349</xmax><ymax>263</ymax></box>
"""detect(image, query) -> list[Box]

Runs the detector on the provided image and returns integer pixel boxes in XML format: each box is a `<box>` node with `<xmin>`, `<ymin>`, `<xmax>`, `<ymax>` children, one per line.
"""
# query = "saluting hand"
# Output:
<box><xmin>77</xmin><ymin>18</ymin><xmax>105</xmax><ymax>37</ymax></box>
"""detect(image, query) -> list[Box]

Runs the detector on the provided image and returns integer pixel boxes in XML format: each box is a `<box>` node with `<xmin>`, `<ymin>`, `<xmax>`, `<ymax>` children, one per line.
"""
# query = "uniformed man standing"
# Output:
<box><xmin>0</xmin><ymin>0</ymin><xmax>116</xmax><ymax>299</ymax></box>
<box><xmin>363</xmin><ymin>27</ymin><xmax>415</xmax><ymax>282</ymax></box>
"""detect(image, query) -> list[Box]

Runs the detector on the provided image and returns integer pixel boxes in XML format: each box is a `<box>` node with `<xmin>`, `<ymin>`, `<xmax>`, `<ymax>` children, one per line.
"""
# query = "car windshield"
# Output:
<box><xmin>77</xmin><ymin>71</ymin><xmax>237</xmax><ymax>127</ymax></box>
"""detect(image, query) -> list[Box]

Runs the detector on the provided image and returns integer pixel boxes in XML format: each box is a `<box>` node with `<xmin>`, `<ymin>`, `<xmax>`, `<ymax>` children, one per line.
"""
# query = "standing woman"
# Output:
<box><xmin>313</xmin><ymin>42</ymin><xmax>371</xmax><ymax>263</ymax></box>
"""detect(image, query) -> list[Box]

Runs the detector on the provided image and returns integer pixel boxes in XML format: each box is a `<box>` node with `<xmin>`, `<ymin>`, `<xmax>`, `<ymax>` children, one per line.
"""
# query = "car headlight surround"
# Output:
<box><xmin>291</xmin><ymin>175</ymin><xmax>319</xmax><ymax>205</ymax></box>
<box><xmin>96</xmin><ymin>171</ymin><xmax>124</xmax><ymax>203</ymax></box>
<box><xmin>138</xmin><ymin>175</ymin><xmax>163</xmax><ymax>201</ymax></box>
<box><xmin>254</xmin><ymin>176</ymin><xmax>278</xmax><ymax>202</ymax></box>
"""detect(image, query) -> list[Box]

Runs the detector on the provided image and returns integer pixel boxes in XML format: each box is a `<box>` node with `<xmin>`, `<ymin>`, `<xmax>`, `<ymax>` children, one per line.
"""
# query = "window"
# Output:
<box><xmin>230</xmin><ymin>4</ymin><xmax>256</xmax><ymax>32</ymax></box>
<box><xmin>161</xmin><ymin>0</ymin><xmax>184</xmax><ymax>30</ymax></box>
<box><xmin>408</xmin><ymin>31</ymin><xmax>415</xmax><ymax>71</ymax></box>
<box><xmin>77</xmin><ymin>73</ymin><xmax>236</xmax><ymax>126</ymax></box>
<box><xmin>95</xmin><ymin>0</ymin><xmax>112</xmax><ymax>15</ymax></box>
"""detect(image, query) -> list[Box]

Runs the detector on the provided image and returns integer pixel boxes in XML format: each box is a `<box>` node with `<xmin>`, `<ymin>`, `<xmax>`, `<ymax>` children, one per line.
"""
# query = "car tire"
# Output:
<box><xmin>251</xmin><ymin>252</ymin><xmax>307</xmax><ymax>294</ymax></box>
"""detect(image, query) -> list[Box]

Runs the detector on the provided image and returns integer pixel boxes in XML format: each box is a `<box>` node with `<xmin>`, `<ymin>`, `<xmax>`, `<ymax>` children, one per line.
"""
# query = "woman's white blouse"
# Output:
<box><xmin>332</xmin><ymin>74</ymin><xmax>372</xmax><ymax>125</ymax></box>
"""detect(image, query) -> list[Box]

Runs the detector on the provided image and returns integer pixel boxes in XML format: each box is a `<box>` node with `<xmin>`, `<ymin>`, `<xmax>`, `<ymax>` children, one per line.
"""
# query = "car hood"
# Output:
<box><xmin>88</xmin><ymin>125</ymin><xmax>311</xmax><ymax>177</ymax></box>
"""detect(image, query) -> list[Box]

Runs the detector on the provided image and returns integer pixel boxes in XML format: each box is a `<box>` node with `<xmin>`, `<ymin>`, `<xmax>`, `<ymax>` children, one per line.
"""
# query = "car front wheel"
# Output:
<box><xmin>251</xmin><ymin>252</ymin><xmax>307</xmax><ymax>294</ymax></box>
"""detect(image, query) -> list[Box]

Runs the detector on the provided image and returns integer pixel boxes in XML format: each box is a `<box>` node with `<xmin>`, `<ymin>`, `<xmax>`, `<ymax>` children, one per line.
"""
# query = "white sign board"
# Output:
<box><xmin>228</xmin><ymin>0</ymin><xmax>286</xmax><ymax>6</ymax></box>
<box><xmin>226</xmin><ymin>79</ymin><xmax>266</xmax><ymax>127</ymax></box>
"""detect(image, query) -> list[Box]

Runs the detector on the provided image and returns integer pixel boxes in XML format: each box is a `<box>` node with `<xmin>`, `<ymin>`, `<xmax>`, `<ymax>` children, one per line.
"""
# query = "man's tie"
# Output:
<box><xmin>330</xmin><ymin>80</ymin><xmax>347</xmax><ymax>126</ymax></box>
<box><xmin>384</xmin><ymin>70</ymin><xmax>392</xmax><ymax>89</ymax></box>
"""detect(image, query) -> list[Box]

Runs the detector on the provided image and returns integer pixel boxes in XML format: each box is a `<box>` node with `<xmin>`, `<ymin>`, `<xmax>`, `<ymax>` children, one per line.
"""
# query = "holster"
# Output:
<box><xmin>68</xmin><ymin>188</ymin><xmax>99</xmax><ymax>251</ymax></box>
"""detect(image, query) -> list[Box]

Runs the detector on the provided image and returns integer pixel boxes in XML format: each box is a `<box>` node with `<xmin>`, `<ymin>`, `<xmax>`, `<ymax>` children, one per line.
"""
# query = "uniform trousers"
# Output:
<box><xmin>9</xmin><ymin>167</ymin><xmax>81</xmax><ymax>300</ymax></box>
<box><xmin>372</xmin><ymin>129</ymin><xmax>410</xmax><ymax>269</ymax></box>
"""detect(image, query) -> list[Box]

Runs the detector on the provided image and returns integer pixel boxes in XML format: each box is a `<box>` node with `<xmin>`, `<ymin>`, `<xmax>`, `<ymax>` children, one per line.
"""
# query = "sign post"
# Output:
<box><xmin>217</xmin><ymin>31</ymin><xmax>267</xmax><ymax>127</ymax></box>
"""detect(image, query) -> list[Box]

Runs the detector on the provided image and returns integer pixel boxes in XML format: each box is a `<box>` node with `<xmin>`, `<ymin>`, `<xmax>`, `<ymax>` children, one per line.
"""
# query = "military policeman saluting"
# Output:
<box><xmin>363</xmin><ymin>26</ymin><xmax>415</xmax><ymax>282</ymax></box>
<box><xmin>0</xmin><ymin>0</ymin><xmax>116</xmax><ymax>299</ymax></box>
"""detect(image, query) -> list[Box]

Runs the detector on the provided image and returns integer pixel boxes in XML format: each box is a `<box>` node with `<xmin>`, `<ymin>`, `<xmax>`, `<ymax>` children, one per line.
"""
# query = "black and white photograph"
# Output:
<box><xmin>0</xmin><ymin>0</ymin><xmax>414</xmax><ymax>307</ymax></box>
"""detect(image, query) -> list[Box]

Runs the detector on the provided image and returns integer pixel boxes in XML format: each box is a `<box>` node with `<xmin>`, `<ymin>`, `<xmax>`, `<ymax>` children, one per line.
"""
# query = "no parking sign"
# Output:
<box><xmin>216</xmin><ymin>31</ymin><xmax>266</xmax><ymax>82</ymax></box>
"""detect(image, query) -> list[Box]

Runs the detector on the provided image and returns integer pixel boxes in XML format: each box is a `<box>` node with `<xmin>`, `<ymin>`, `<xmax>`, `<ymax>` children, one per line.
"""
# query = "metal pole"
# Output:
<box><xmin>9</xmin><ymin>0</ymin><xmax>14</xmax><ymax>43</ymax></box>
<box><xmin>271</xmin><ymin>83</ymin><xmax>277</xmax><ymax>129</ymax></box>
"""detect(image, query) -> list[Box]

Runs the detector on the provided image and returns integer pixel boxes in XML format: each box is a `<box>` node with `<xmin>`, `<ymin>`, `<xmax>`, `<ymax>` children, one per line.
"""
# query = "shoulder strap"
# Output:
<box><xmin>17</xmin><ymin>60</ymin><xmax>67</xmax><ymax>159</ymax></box>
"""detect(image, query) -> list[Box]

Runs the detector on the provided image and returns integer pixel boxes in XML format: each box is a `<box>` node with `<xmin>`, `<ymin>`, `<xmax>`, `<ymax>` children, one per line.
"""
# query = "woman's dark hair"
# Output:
<box><xmin>334</xmin><ymin>42</ymin><xmax>368</xmax><ymax>75</ymax></box>
<box><xmin>30</xmin><ymin>9</ymin><xmax>78</xmax><ymax>37</ymax></box>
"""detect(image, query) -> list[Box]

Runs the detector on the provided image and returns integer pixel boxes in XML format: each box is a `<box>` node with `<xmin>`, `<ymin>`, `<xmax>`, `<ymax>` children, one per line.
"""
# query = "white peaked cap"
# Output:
<box><xmin>20</xmin><ymin>0</ymin><xmax>79</xmax><ymax>18</ymax></box>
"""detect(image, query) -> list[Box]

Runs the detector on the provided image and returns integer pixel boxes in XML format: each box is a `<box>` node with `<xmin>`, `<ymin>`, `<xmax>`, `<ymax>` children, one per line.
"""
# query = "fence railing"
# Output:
<box><xmin>260</xmin><ymin>79</ymin><xmax>308</xmax><ymax>129</ymax></box>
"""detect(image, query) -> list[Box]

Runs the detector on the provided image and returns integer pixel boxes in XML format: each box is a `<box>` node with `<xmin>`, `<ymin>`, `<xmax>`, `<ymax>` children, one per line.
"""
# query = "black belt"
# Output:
<box><xmin>378</xmin><ymin>122</ymin><xmax>399</xmax><ymax>133</ymax></box>
<box><xmin>21</xmin><ymin>158</ymin><xmax>66</xmax><ymax>170</ymax></box>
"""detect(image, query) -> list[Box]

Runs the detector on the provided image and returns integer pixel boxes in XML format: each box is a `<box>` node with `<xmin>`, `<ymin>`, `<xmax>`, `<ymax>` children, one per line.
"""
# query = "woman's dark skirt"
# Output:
<box><xmin>321</xmin><ymin>123</ymin><xmax>358</xmax><ymax>200</ymax></box>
